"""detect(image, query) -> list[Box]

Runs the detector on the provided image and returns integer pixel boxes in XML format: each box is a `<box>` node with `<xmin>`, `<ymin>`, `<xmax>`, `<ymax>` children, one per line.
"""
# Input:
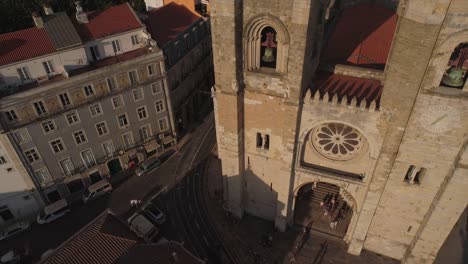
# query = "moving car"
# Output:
<box><xmin>37</xmin><ymin>199</ymin><xmax>70</xmax><ymax>224</ymax></box>
<box><xmin>82</xmin><ymin>179</ymin><xmax>112</xmax><ymax>204</ymax></box>
<box><xmin>0</xmin><ymin>222</ymin><xmax>30</xmax><ymax>241</ymax></box>
<box><xmin>135</xmin><ymin>157</ymin><xmax>161</xmax><ymax>177</ymax></box>
<box><xmin>142</xmin><ymin>204</ymin><xmax>166</xmax><ymax>225</ymax></box>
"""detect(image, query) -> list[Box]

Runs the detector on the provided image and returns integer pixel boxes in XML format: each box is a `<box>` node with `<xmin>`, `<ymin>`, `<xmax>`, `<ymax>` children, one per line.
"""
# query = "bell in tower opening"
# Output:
<box><xmin>441</xmin><ymin>42</ymin><xmax>468</xmax><ymax>88</ymax></box>
<box><xmin>260</xmin><ymin>27</ymin><xmax>277</xmax><ymax>69</ymax></box>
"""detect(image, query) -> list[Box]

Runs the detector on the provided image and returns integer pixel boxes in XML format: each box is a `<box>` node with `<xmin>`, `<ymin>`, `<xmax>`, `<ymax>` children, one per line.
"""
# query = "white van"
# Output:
<box><xmin>82</xmin><ymin>179</ymin><xmax>112</xmax><ymax>204</ymax></box>
<box><xmin>128</xmin><ymin>213</ymin><xmax>159</xmax><ymax>242</ymax></box>
<box><xmin>37</xmin><ymin>199</ymin><xmax>70</xmax><ymax>224</ymax></box>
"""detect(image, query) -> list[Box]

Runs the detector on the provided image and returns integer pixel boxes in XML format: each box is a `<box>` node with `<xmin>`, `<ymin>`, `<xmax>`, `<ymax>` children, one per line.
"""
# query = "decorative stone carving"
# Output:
<box><xmin>311</xmin><ymin>122</ymin><xmax>366</xmax><ymax>161</ymax></box>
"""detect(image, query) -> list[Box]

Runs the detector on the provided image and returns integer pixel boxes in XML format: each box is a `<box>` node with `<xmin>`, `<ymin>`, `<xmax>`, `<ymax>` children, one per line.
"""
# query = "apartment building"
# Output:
<box><xmin>0</xmin><ymin>2</ymin><xmax>174</xmax><ymax>203</ymax></box>
<box><xmin>0</xmin><ymin>133</ymin><xmax>41</xmax><ymax>227</ymax></box>
<box><xmin>144</xmin><ymin>2</ymin><xmax>214</xmax><ymax>137</ymax></box>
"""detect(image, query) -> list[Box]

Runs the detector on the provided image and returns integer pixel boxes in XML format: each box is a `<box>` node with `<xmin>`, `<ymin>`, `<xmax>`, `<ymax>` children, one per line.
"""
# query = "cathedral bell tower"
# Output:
<box><xmin>210</xmin><ymin>0</ymin><xmax>322</xmax><ymax>230</ymax></box>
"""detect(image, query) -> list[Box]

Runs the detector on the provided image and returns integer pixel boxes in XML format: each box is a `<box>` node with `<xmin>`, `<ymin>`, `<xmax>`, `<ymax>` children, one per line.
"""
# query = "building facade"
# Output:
<box><xmin>144</xmin><ymin>2</ymin><xmax>214</xmax><ymax>137</ymax></box>
<box><xmin>0</xmin><ymin>3</ymin><xmax>174</xmax><ymax>203</ymax></box>
<box><xmin>211</xmin><ymin>0</ymin><xmax>468</xmax><ymax>263</ymax></box>
<box><xmin>0</xmin><ymin>132</ymin><xmax>42</xmax><ymax>227</ymax></box>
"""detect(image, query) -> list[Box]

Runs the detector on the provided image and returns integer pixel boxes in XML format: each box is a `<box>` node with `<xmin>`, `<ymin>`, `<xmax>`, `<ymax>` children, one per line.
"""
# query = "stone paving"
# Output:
<box><xmin>205</xmin><ymin>152</ymin><xmax>400</xmax><ymax>264</ymax></box>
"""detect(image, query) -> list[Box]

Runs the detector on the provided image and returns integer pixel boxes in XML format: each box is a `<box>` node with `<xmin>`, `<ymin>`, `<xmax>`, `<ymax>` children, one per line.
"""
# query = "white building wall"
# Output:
<box><xmin>0</xmin><ymin>133</ymin><xmax>41</xmax><ymax>227</ymax></box>
<box><xmin>83</xmin><ymin>29</ymin><xmax>147</xmax><ymax>62</ymax></box>
<box><xmin>0</xmin><ymin>47</ymin><xmax>88</xmax><ymax>89</ymax></box>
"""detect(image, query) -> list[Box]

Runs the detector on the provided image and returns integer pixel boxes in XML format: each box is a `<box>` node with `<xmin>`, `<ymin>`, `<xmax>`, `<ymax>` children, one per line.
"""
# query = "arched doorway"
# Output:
<box><xmin>293</xmin><ymin>182</ymin><xmax>353</xmax><ymax>239</ymax></box>
<box><xmin>107</xmin><ymin>158</ymin><xmax>122</xmax><ymax>176</ymax></box>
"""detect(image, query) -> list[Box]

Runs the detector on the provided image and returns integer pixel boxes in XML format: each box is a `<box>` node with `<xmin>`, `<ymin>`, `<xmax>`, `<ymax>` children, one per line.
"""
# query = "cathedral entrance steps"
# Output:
<box><xmin>294</xmin><ymin>182</ymin><xmax>352</xmax><ymax>239</ymax></box>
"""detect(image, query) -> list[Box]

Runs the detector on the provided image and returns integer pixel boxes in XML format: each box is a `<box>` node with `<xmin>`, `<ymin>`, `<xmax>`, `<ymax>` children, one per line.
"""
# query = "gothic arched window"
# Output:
<box><xmin>440</xmin><ymin>43</ymin><xmax>468</xmax><ymax>89</ymax></box>
<box><xmin>260</xmin><ymin>27</ymin><xmax>277</xmax><ymax>69</ymax></box>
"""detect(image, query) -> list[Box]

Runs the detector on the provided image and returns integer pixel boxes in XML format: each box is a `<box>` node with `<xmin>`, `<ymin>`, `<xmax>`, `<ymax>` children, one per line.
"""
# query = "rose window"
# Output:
<box><xmin>311</xmin><ymin>123</ymin><xmax>365</xmax><ymax>161</ymax></box>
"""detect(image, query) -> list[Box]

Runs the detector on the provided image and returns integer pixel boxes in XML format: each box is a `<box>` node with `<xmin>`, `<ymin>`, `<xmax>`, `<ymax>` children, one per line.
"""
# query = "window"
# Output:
<box><xmin>50</xmin><ymin>138</ymin><xmax>65</xmax><ymax>153</ymax></box>
<box><xmin>0</xmin><ymin>156</ymin><xmax>7</xmax><ymax>165</ymax></box>
<box><xmin>264</xmin><ymin>134</ymin><xmax>270</xmax><ymax>150</ymax></box>
<box><xmin>112</xmin><ymin>40</ymin><xmax>122</xmax><ymax>53</ymax></box>
<box><xmin>43</xmin><ymin>60</ymin><xmax>55</xmax><ymax>75</ymax></box>
<box><xmin>404</xmin><ymin>166</ymin><xmax>425</xmax><ymax>185</ymax></box>
<box><xmin>117</xmin><ymin>114</ymin><xmax>129</xmax><ymax>128</ymax></box>
<box><xmin>95</xmin><ymin>122</ymin><xmax>109</xmax><ymax>136</ymax></box>
<box><xmin>67</xmin><ymin>179</ymin><xmax>84</xmax><ymax>194</ymax></box>
<box><xmin>89</xmin><ymin>104</ymin><xmax>102</xmax><ymax>117</ymax></box>
<box><xmin>140</xmin><ymin>125</ymin><xmax>152</xmax><ymax>141</ymax></box>
<box><xmin>148</xmin><ymin>64</ymin><xmax>155</xmax><ymax>75</ymax></box>
<box><xmin>155</xmin><ymin>100</ymin><xmax>165</xmax><ymax>112</ymax></box>
<box><xmin>33</xmin><ymin>101</ymin><xmax>47</xmax><ymax>116</ymax></box>
<box><xmin>35</xmin><ymin>168</ymin><xmax>52</xmax><ymax>186</ymax></box>
<box><xmin>59</xmin><ymin>93</ymin><xmax>71</xmax><ymax>108</ymax></box>
<box><xmin>137</xmin><ymin>106</ymin><xmax>148</xmax><ymax>120</ymax></box>
<box><xmin>73</xmin><ymin>130</ymin><xmax>87</xmax><ymax>145</ymax></box>
<box><xmin>5</xmin><ymin>110</ymin><xmax>18</xmax><ymax>122</ymax></box>
<box><xmin>65</xmin><ymin>111</ymin><xmax>80</xmax><ymax>125</ymax></box>
<box><xmin>59</xmin><ymin>158</ymin><xmax>74</xmax><ymax>176</ymax></box>
<box><xmin>24</xmin><ymin>148</ymin><xmax>40</xmax><ymax>163</ymax></box>
<box><xmin>151</xmin><ymin>82</ymin><xmax>162</xmax><ymax>94</ymax></box>
<box><xmin>158</xmin><ymin>117</ymin><xmax>168</xmax><ymax>131</ymax></box>
<box><xmin>81</xmin><ymin>149</ymin><xmax>96</xmax><ymax>168</ymax></box>
<box><xmin>90</xmin><ymin>45</ymin><xmax>100</xmax><ymax>61</ymax></box>
<box><xmin>256</xmin><ymin>133</ymin><xmax>263</xmax><ymax>148</ymax></box>
<box><xmin>102</xmin><ymin>140</ymin><xmax>115</xmax><ymax>156</ymax></box>
<box><xmin>260</xmin><ymin>27</ymin><xmax>277</xmax><ymax>69</ymax></box>
<box><xmin>122</xmin><ymin>132</ymin><xmax>134</xmax><ymax>148</ymax></box>
<box><xmin>440</xmin><ymin>43</ymin><xmax>468</xmax><ymax>89</ymax></box>
<box><xmin>133</xmin><ymin>88</ymin><xmax>144</xmax><ymax>101</ymax></box>
<box><xmin>112</xmin><ymin>96</ymin><xmax>124</xmax><ymax>109</ymax></box>
<box><xmin>107</xmin><ymin>77</ymin><xmax>117</xmax><ymax>92</ymax></box>
<box><xmin>0</xmin><ymin>206</ymin><xmax>14</xmax><ymax>221</ymax></box>
<box><xmin>17</xmin><ymin>67</ymin><xmax>30</xmax><ymax>81</ymax></box>
<box><xmin>83</xmin><ymin>84</ymin><xmax>95</xmax><ymax>96</ymax></box>
<box><xmin>41</xmin><ymin>120</ymin><xmax>56</xmax><ymax>134</ymax></box>
<box><xmin>131</xmin><ymin>35</ymin><xmax>139</xmax><ymax>45</ymax></box>
<box><xmin>13</xmin><ymin>130</ymin><xmax>30</xmax><ymax>144</ymax></box>
<box><xmin>129</xmin><ymin>70</ymin><xmax>137</xmax><ymax>85</ymax></box>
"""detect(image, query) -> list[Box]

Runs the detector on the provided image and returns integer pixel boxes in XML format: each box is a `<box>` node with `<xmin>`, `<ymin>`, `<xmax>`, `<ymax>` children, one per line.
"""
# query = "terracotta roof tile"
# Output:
<box><xmin>311</xmin><ymin>72</ymin><xmax>382</xmax><ymax>108</ymax></box>
<box><xmin>0</xmin><ymin>27</ymin><xmax>56</xmax><ymax>66</ymax></box>
<box><xmin>74</xmin><ymin>3</ymin><xmax>143</xmax><ymax>41</ymax></box>
<box><xmin>145</xmin><ymin>2</ymin><xmax>201</xmax><ymax>46</ymax></box>
<box><xmin>40</xmin><ymin>211</ymin><xmax>138</xmax><ymax>264</ymax></box>
<box><xmin>322</xmin><ymin>4</ymin><xmax>397</xmax><ymax>70</ymax></box>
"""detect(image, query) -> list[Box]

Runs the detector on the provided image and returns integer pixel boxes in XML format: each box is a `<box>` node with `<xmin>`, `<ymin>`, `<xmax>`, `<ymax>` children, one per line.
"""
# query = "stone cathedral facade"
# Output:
<box><xmin>210</xmin><ymin>0</ymin><xmax>468</xmax><ymax>263</ymax></box>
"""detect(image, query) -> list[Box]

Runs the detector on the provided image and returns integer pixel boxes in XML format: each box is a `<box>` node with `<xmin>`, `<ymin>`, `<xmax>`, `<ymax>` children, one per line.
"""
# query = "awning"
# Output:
<box><xmin>144</xmin><ymin>140</ymin><xmax>160</xmax><ymax>153</ymax></box>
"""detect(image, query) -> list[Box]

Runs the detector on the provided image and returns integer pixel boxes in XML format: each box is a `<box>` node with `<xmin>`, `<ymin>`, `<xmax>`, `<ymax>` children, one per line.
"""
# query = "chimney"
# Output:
<box><xmin>43</xmin><ymin>2</ymin><xmax>54</xmax><ymax>15</ymax></box>
<box><xmin>145</xmin><ymin>0</ymin><xmax>164</xmax><ymax>11</ymax></box>
<box><xmin>32</xmin><ymin>12</ymin><xmax>44</xmax><ymax>28</ymax></box>
<box><xmin>75</xmin><ymin>1</ymin><xmax>88</xmax><ymax>24</ymax></box>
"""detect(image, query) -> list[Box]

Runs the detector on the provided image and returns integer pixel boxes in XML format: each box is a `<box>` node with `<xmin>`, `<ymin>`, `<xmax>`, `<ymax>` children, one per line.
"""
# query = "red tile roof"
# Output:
<box><xmin>322</xmin><ymin>4</ymin><xmax>397</xmax><ymax>70</ymax></box>
<box><xmin>0</xmin><ymin>27</ymin><xmax>56</xmax><ymax>66</ymax></box>
<box><xmin>41</xmin><ymin>211</ymin><xmax>138</xmax><ymax>264</ymax></box>
<box><xmin>74</xmin><ymin>3</ymin><xmax>143</xmax><ymax>41</ymax></box>
<box><xmin>310</xmin><ymin>72</ymin><xmax>382</xmax><ymax>108</ymax></box>
<box><xmin>145</xmin><ymin>2</ymin><xmax>201</xmax><ymax>46</ymax></box>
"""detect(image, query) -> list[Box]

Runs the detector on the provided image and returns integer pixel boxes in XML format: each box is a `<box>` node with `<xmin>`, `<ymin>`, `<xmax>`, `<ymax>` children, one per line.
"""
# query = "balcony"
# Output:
<box><xmin>0</xmin><ymin>48</ymin><xmax>154</xmax><ymax>98</ymax></box>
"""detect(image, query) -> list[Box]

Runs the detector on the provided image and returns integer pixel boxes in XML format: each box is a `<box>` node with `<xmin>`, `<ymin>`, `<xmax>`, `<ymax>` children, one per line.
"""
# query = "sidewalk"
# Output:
<box><xmin>204</xmin><ymin>151</ymin><xmax>400</xmax><ymax>264</ymax></box>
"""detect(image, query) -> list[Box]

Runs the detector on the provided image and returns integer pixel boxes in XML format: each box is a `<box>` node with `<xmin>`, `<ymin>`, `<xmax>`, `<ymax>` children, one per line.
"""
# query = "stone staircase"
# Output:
<box><xmin>296</xmin><ymin>182</ymin><xmax>353</xmax><ymax>239</ymax></box>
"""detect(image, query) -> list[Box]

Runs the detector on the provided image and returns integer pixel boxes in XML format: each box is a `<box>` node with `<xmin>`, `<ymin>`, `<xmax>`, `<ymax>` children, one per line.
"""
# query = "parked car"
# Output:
<box><xmin>142</xmin><ymin>204</ymin><xmax>166</xmax><ymax>225</ymax></box>
<box><xmin>135</xmin><ymin>157</ymin><xmax>161</xmax><ymax>177</ymax></box>
<box><xmin>37</xmin><ymin>199</ymin><xmax>70</xmax><ymax>224</ymax></box>
<box><xmin>0</xmin><ymin>222</ymin><xmax>30</xmax><ymax>241</ymax></box>
<box><xmin>127</xmin><ymin>213</ymin><xmax>159</xmax><ymax>242</ymax></box>
<box><xmin>82</xmin><ymin>179</ymin><xmax>112</xmax><ymax>204</ymax></box>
